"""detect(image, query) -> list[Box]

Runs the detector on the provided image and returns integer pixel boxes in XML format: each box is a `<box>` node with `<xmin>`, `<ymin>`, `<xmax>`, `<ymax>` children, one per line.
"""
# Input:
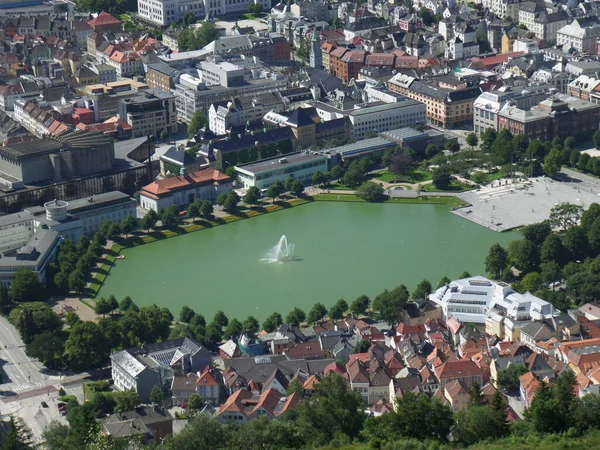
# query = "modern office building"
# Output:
<box><xmin>118</xmin><ymin>89</ymin><xmax>177</xmax><ymax>138</ymax></box>
<box><xmin>137</xmin><ymin>0</ymin><xmax>270</xmax><ymax>26</ymax></box>
<box><xmin>235</xmin><ymin>151</ymin><xmax>328</xmax><ymax>190</ymax></box>
<box><xmin>0</xmin><ymin>228</ymin><xmax>61</xmax><ymax>287</ymax></box>
<box><xmin>430</xmin><ymin>276</ymin><xmax>560</xmax><ymax>340</ymax></box>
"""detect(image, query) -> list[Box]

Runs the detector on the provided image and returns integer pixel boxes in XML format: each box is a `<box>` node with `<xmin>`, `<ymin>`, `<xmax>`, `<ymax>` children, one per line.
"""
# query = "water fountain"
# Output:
<box><xmin>263</xmin><ymin>235</ymin><xmax>295</xmax><ymax>262</ymax></box>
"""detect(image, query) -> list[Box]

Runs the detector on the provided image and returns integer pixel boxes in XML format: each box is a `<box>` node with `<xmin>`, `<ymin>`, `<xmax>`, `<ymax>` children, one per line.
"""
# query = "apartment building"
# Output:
<box><xmin>146</xmin><ymin>63</ymin><xmax>181</xmax><ymax>91</ymax></box>
<box><xmin>208</xmin><ymin>93</ymin><xmax>285</xmax><ymax>135</ymax></box>
<box><xmin>80</xmin><ymin>80</ymin><xmax>149</xmax><ymax>121</ymax></box>
<box><xmin>387</xmin><ymin>73</ymin><xmax>481</xmax><ymax>128</ymax></box>
<box><xmin>557</xmin><ymin>17</ymin><xmax>600</xmax><ymax>54</ymax></box>
<box><xmin>498</xmin><ymin>95</ymin><xmax>600</xmax><ymax>142</ymax></box>
<box><xmin>118</xmin><ymin>89</ymin><xmax>177</xmax><ymax>138</ymax></box>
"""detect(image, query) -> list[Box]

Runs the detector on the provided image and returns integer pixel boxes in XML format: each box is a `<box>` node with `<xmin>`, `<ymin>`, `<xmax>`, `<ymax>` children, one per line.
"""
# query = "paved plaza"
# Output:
<box><xmin>454</xmin><ymin>171</ymin><xmax>600</xmax><ymax>232</ymax></box>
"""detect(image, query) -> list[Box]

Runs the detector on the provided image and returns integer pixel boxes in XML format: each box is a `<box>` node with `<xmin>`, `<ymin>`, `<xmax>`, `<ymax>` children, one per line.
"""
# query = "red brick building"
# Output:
<box><xmin>87</xmin><ymin>12</ymin><xmax>122</xmax><ymax>33</ymax></box>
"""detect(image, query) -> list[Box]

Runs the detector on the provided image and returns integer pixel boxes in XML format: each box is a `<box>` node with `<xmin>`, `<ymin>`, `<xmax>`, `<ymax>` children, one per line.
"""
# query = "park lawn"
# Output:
<box><xmin>374</xmin><ymin>170</ymin><xmax>432</xmax><ymax>184</ymax></box>
<box><xmin>313</xmin><ymin>193</ymin><xmax>466</xmax><ymax>208</ymax></box>
<box><xmin>421</xmin><ymin>181</ymin><xmax>472</xmax><ymax>193</ymax></box>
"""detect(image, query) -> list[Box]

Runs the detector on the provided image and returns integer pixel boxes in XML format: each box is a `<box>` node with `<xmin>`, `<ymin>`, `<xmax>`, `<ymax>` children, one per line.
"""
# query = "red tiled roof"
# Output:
<box><xmin>218</xmin><ymin>389</ymin><xmax>252</xmax><ymax>415</ymax></box>
<box><xmin>436</xmin><ymin>359</ymin><xmax>483</xmax><ymax>380</ymax></box>
<box><xmin>366</xmin><ymin>53</ymin><xmax>395</xmax><ymax>66</ymax></box>
<box><xmin>470</xmin><ymin>51</ymin><xmax>524</xmax><ymax>68</ymax></box>
<box><xmin>330</xmin><ymin>47</ymin><xmax>348</xmax><ymax>58</ymax></box>
<box><xmin>110</xmin><ymin>51</ymin><xmax>141</xmax><ymax>63</ymax></box>
<box><xmin>88</xmin><ymin>12</ymin><xmax>121</xmax><ymax>27</ymax></box>
<box><xmin>141</xmin><ymin>169</ymin><xmax>231</xmax><ymax>198</ymax></box>
<box><xmin>197</xmin><ymin>367</ymin><xmax>219</xmax><ymax>386</ymax></box>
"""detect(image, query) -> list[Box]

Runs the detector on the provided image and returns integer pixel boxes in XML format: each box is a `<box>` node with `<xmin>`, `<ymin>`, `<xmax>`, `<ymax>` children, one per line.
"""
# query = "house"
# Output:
<box><xmin>520</xmin><ymin>322</ymin><xmax>554</xmax><ymax>350</ymax></box>
<box><xmin>218</xmin><ymin>388</ymin><xmax>302</xmax><ymax>423</ymax></box>
<box><xmin>435</xmin><ymin>359</ymin><xmax>484</xmax><ymax>391</ymax></box>
<box><xmin>196</xmin><ymin>366</ymin><xmax>221</xmax><ymax>405</ymax></box>
<box><xmin>519</xmin><ymin>371</ymin><xmax>541</xmax><ymax>408</ymax></box>
<box><xmin>103</xmin><ymin>407</ymin><xmax>173</xmax><ymax>445</ymax></box>
<box><xmin>110</xmin><ymin>338</ymin><xmax>211</xmax><ymax>402</ymax></box>
<box><xmin>171</xmin><ymin>373</ymin><xmax>197</xmax><ymax>404</ymax></box>
<box><xmin>262</xmin><ymin>368</ymin><xmax>290</xmax><ymax>394</ymax></box>
<box><xmin>87</xmin><ymin>12</ymin><xmax>122</xmax><ymax>33</ymax></box>
<box><xmin>444</xmin><ymin>380</ymin><xmax>470</xmax><ymax>411</ymax></box>
<box><xmin>219</xmin><ymin>340</ymin><xmax>241</xmax><ymax>359</ymax></box>
<box><xmin>139</xmin><ymin>168</ymin><xmax>232</xmax><ymax>212</ymax></box>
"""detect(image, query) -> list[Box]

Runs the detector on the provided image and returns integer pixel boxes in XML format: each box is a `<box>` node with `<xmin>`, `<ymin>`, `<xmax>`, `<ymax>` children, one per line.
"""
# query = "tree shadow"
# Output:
<box><xmin>274</xmin><ymin>201</ymin><xmax>292</xmax><ymax>209</ymax></box>
<box><xmin>91</xmin><ymin>268</ymin><xmax>109</xmax><ymax>276</ymax></box>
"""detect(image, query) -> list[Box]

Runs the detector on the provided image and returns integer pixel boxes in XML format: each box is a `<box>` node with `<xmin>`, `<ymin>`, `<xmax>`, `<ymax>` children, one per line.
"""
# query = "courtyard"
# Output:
<box><xmin>454</xmin><ymin>169</ymin><xmax>600</xmax><ymax>231</ymax></box>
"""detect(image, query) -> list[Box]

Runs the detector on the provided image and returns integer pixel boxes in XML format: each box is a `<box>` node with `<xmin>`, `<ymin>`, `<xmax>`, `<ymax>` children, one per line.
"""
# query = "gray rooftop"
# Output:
<box><xmin>0</xmin><ymin>228</ymin><xmax>60</xmax><ymax>268</ymax></box>
<box><xmin>235</xmin><ymin>151</ymin><xmax>326</xmax><ymax>175</ymax></box>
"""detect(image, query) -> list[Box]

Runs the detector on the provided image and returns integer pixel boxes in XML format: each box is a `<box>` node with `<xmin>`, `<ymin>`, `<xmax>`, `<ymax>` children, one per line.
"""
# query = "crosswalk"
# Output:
<box><xmin>11</xmin><ymin>382</ymin><xmax>44</xmax><ymax>392</ymax></box>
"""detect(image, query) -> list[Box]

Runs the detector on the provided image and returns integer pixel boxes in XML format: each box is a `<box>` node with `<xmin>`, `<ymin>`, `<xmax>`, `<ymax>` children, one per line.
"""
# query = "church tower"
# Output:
<box><xmin>309</xmin><ymin>28</ymin><xmax>322</xmax><ymax>69</ymax></box>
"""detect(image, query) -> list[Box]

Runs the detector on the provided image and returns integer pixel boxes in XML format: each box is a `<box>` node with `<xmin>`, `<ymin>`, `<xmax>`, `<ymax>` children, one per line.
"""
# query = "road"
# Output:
<box><xmin>0</xmin><ymin>315</ymin><xmax>46</xmax><ymax>393</ymax></box>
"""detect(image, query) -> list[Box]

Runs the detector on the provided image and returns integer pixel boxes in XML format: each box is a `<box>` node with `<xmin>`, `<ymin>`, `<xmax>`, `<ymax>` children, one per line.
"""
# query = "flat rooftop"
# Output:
<box><xmin>235</xmin><ymin>151</ymin><xmax>326</xmax><ymax>174</ymax></box>
<box><xmin>349</xmin><ymin>99</ymin><xmax>423</xmax><ymax>116</ymax></box>
<box><xmin>0</xmin><ymin>139</ymin><xmax>62</xmax><ymax>159</ymax></box>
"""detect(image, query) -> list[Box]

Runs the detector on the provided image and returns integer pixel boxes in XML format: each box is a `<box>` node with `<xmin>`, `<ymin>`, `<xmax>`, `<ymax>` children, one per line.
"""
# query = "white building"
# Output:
<box><xmin>200</xmin><ymin>58</ymin><xmax>245</xmax><ymax>88</ymax></box>
<box><xmin>208</xmin><ymin>93</ymin><xmax>285</xmax><ymax>136</ymax></box>
<box><xmin>0</xmin><ymin>228</ymin><xmax>61</xmax><ymax>287</ymax></box>
<box><xmin>310</xmin><ymin>100</ymin><xmax>427</xmax><ymax>140</ymax></box>
<box><xmin>557</xmin><ymin>17</ymin><xmax>600</xmax><ymax>54</ymax></box>
<box><xmin>139</xmin><ymin>168</ymin><xmax>232</xmax><ymax>212</ymax></box>
<box><xmin>137</xmin><ymin>0</ymin><xmax>270</xmax><ymax>26</ymax></box>
<box><xmin>235</xmin><ymin>151</ymin><xmax>328</xmax><ymax>190</ymax></box>
<box><xmin>430</xmin><ymin>276</ymin><xmax>560</xmax><ymax>340</ymax></box>
<box><xmin>480</xmin><ymin>0</ymin><xmax>524</xmax><ymax>20</ymax></box>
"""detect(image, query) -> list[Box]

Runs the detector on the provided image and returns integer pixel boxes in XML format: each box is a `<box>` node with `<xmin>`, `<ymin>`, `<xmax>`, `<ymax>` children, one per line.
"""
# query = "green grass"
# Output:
<box><xmin>313</xmin><ymin>193</ymin><xmax>467</xmax><ymax>208</ymax></box>
<box><xmin>422</xmin><ymin>181</ymin><xmax>472</xmax><ymax>193</ymax></box>
<box><xmin>374</xmin><ymin>170</ymin><xmax>432</xmax><ymax>184</ymax></box>
<box><xmin>86</xmin><ymin>198</ymin><xmax>310</xmax><ymax>297</ymax></box>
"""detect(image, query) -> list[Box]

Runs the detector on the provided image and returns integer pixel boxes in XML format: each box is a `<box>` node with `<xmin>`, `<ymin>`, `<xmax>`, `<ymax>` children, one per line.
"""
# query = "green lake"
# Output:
<box><xmin>99</xmin><ymin>202</ymin><xmax>518</xmax><ymax>322</ymax></box>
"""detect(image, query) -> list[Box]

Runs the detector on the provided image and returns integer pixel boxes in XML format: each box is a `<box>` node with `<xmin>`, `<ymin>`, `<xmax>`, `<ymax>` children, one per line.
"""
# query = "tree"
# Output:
<box><xmin>350</xmin><ymin>295</ymin><xmax>370</xmax><ymax>317</ymax></box>
<box><xmin>290</xmin><ymin>179</ymin><xmax>305</xmax><ymax>197</ymax></box>
<box><xmin>161</xmin><ymin>205</ymin><xmax>179</xmax><ymax>228</ymax></box>
<box><xmin>242</xmin><ymin>315</ymin><xmax>260</xmax><ymax>333</ymax></box>
<box><xmin>179</xmin><ymin>306</ymin><xmax>196</xmax><ymax>323</ymax></box>
<box><xmin>65</xmin><ymin>321</ymin><xmax>109</xmax><ymax>369</ymax></box>
<box><xmin>372</xmin><ymin>288</ymin><xmax>406</xmax><ymax>329</ymax></box>
<box><xmin>581</xmin><ymin>203</ymin><xmax>600</xmax><ymax>231</ymax></box>
<box><xmin>26</xmin><ymin>331</ymin><xmax>64</xmax><ymax>367</ymax></box>
<box><xmin>9</xmin><ymin>269</ymin><xmax>44</xmax><ymax>303</ymax></box>
<box><xmin>182</xmin><ymin>12</ymin><xmax>197</xmax><ymax>26</ymax></box>
<box><xmin>243</xmin><ymin>186</ymin><xmax>261</xmax><ymax>206</ymax></box>
<box><xmin>497</xmin><ymin>364</ymin><xmax>529</xmax><ymax>392</ymax></box>
<box><xmin>540</xmin><ymin>233</ymin><xmax>568</xmax><ymax>266</ymax></box>
<box><xmin>296</xmin><ymin>373</ymin><xmax>365</xmax><ymax>445</ymax></box>
<box><xmin>485</xmin><ymin>243</ymin><xmax>508</xmax><ymax>279</ymax></box>
<box><xmin>187</xmin><ymin>200</ymin><xmax>200</xmax><ymax>222</ymax></box>
<box><xmin>223</xmin><ymin>191</ymin><xmax>240</xmax><ymax>212</ymax></box>
<box><xmin>549</xmin><ymin>203</ymin><xmax>584</xmax><ymax>231</ymax></box>
<box><xmin>356</xmin><ymin>181</ymin><xmax>385</xmax><ymax>202</ymax></box>
<box><xmin>216</xmin><ymin>192</ymin><xmax>227</xmax><ymax>207</ymax></box>
<box><xmin>432</xmin><ymin>165</ymin><xmax>452</xmax><ymax>190</ymax></box>
<box><xmin>68</xmin><ymin>270</ymin><xmax>86</xmax><ymax>294</ymax></box>
<box><xmin>312</xmin><ymin>170</ymin><xmax>327</xmax><ymax>187</ymax></box>
<box><xmin>331</xmin><ymin>16</ymin><xmax>342</xmax><ymax>29</ymax></box>
<box><xmin>94</xmin><ymin>298</ymin><xmax>112</xmax><ymax>316</ymax></box>
<box><xmin>188</xmin><ymin>109</ymin><xmax>206</xmax><ymax>137</ymax></box>
<box><xmin>119</xmin><ymin>296</ymin><xmax>137</xmax><ymax>312</ymax></box>
<box><xmin>161</xmin><ymin>415</ymin><xmax>226</xmax><ymax>450</ymax></box>
<box><xmin>0</xmin><ymin>283</ymin><xmax>11</xmax><ymax>315</ymax></box>
<box><xmin>522</xmin><ymin>272</ymin><xmax>543</xmax><ymax>292</ymax></box>
<box><xmin>453</xmin><ymin>405</ymin><xmax>509</xmax><ymax>446</ymax></box>
<box><xmin>541</xmin><ymin>261</ymin><xmax>562</xmax><ymax>285</ymax></box>
<box><xmin>594</xmin><ymin>129</ymin><xmax>600</xmax><ymax>149</ymax></box>
<box><xmin>64</xmin><ymin>311</ymin><xmax>79</xmax><ymax>327</ymax></box>
<box><xmin>412</xmin><ymin>279</ymin><xmax>432</xmax><ymax>301</ymax></box>
<box><xmin>328</xmin><ymin>303</ymin><xmax>345</xmax><ymax>321</ymax></box>
<box><xmin>543</xmin><ymin>148</ymin><xmax>562</xmax><ymax>178</ymax></box>
<box><xmin>42</xmin><ymin>421</ymin><xmax>70</xmax><ymax>450</ymax></box>
<box><xmin>150</xmin><ymin>385</ymin><xmax>163</xmax><ymax>405</ymax></box>
<box><xmin>212</xmin><ymin>310</ymin><xmax>228</xmax><ymax>328</ymax></box>
<box><xmin>187</xmin><ymin>393</ymin><xmax>203</xmax><ymax>412</ymax></box>
<box><xmin>224</xmin><ymin>318</ymin><xmax>243</xmax><ymax>339</ymax></box>
<box><xmin>113</xmin><ymin>389</ymin><xmax>139</xmax><ymax>412</ymax></box>
<box><xmin>522</xmin><ymin>221</ymin><xmax>552</xmax><ymax>249</ymax></box>
<box><xmin>389</xmin><ymin>153</ymin><xmax>414</xmax><ymax>175</ymax></box>
<box><xmin>266</xmin><ymin>180</ymin><xmax>284</xmax><ymax>202</ymax></box>
<box><xmin>341</xmin><ymin>161</ymin><xmax>366</xmax><ymax>188</ymax></box>
<box><xmin>353</xmin><ymin>339</ymin><xmax>370</xmax><ymax>354</ymax></box>
<box><xmin>9</xmin><ymin>303</ymin><xmax>62</xmax><ymax>344</ymax></box>
<box><xmin>468</xmin><ymin>381</ymin><xmax>484</xmax><ymax>406</ymax></box>
<box><xmin>141</xmin><ymin>209</ymin><xmax>158</xmax><ymax>232</ymax></box>
<box><xmin>418</xmin><ymin>7</ymin><xmax>436</xmax><ymax>26</ymax></box>
<box><xmin>563</xmin><ymin>225</ymin><xmax>589</xmax><ymax>261</ymax></box>
<box><xmin>508</xmin><ymin>239</ymin><xmax>539</xmax><ymax>274</ymax></box>
<box><xmin>139</xmin><ymin>305</ymin><xmax>173</xmax><ymax>343</ymax></box>
<box><xmin>466</xmin><ymin>133</ymin><xmax>478</xmax><ymax>149</ymax></box>
<box><xmin>121</xmin><ymin>215</ymin><xmax>137</xmax><ymax>238</ymax></box>
<box><xmin>285</xmin><ymin>307</ymin><xmax>306</xmax><ymax>327</ymax></box>
<box><xmin>98</xmin><ymin>317</ymin><xmax>122</xmax><ymax>352</ymax></box>
<box><xmin>444</xmin><ymin>138</ymin><xmax>460</xmax><ymax>154</ymax></box>
<box><xmin>307</xmin><ymin>302</ymin><xmax>328</xmax><ymax>324</ymax></box>
<box><xmin>200</xmin><ymin>200</ymin><xmax>213</xmax><ymax>218</ymax></box>
<box><xmin>1</xmin><ymin>416</ymin><xmax>34</xmax><ymax>450</ymax></box>
<box><xmin>262</xmin><ymin>312</ymin><xmax>283</xmax><ymax>333</ymax></box>
<box><xmin>330</xmin><ymin>165</ymin><xmax>344</xmax><ymax>180</ymax></box>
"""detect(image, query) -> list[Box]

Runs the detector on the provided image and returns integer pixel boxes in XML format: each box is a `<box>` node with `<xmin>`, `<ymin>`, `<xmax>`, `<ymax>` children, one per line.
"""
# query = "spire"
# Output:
<box><xmin>312</xmin><ymin>27</ymin><xmax>319</xmax><ymax>42</ymax></box>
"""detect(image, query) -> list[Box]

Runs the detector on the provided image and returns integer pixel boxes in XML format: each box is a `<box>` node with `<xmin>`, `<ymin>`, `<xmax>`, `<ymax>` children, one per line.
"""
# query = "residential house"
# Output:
<box><xmin>171</xmin><ymin>373</ymin><xmax>197</xmax><ymax>404</ymax></box>
<box><xmin>519</xmin><ymin>371</ymin><xmax>541</xmax><ymax>408</ymax></box>
<box><xmin>435</xmin><ymin>359</ymin><xmax>484</xmax><ymax>391</ymax></box>
<box><xmin>218</xmin><ymin>389</ymin><xmax>302</xmax><ymax>423</ymax></box>
<box><xmin>444</xmin><ymin>380</ymin><xmax>470</xmax><ymax>411</ymax></box>
<box><xmin>103</xmin><ymin>407</ymin><xmax>173</xmax><ymax>445</ymax></box>
<box><xmin>196</xmin><ymin>366</ymin><xmax>222</xmax><ymax>405</ymax></box>
<box><xmin>557</xmin><ymin>17</ymin><xmax>600</xmax><ymax>54</ymax></box>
